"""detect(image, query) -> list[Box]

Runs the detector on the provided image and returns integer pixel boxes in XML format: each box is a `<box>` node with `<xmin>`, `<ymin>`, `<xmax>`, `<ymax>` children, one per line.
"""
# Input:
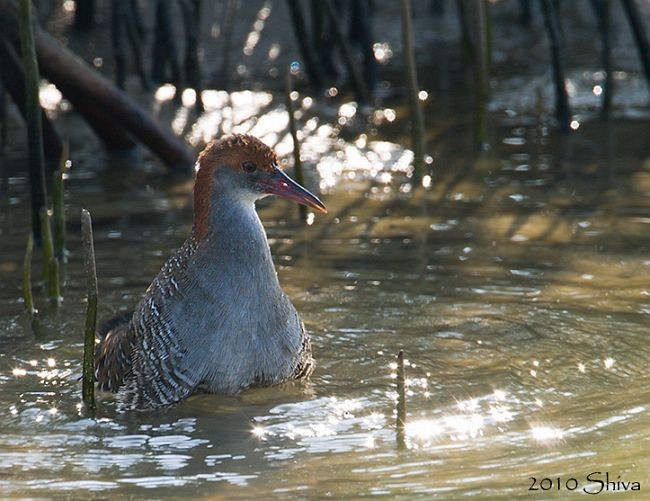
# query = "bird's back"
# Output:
<box><xmin>94</xmin><ymin>234</ymin><xmax>199</xmax><ymax>406</ymax></box>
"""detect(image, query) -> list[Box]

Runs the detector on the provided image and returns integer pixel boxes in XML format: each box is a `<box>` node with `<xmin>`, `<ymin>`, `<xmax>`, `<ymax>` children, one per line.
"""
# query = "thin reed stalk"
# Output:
<box><xmin>474</xmin><ymin>0</ymin><xmax>489</xmax><ymax>148</ymax></box>
<box><xmin>81</xmin><ymin>209</ymin><xmax>97</xmax><ymax>412</ymax></box>
<box><xmin>285</xmin><ymin>69</ymin><xmax>307</xmax><ymax>223</ymax></box>
<box><xmin>396</xmin><ymin>350</ymin><xmax>407</xmax><ymax>450</ymax></box>
<box><xmin>23</xmin><ymin>234</ymin><xmax>36</xmax><ymax>316</ymax></box>
<box><xmin>621</xmin><ymin>0</ymin><xmax>650</xmax><ymax>97</ymax></box>
<box><xmin>591</xmin><ymin>0</ymin><xmax>613</xmax><ymax>115</ymax></box>
<box><xmin>484</xmin><ymin>0</ymin><xmax>492</xmax><ymax>72</ymax></box>
<box><xmin>53</xmin><ymin>142</ymin><xmax>67</xmax><ymax>261</ymax></box>
<box><xmin>179</xmin><ymin>0</ymin><xmax>204</xmax><ymax>112</ymax></box>
<box><xmin>74</xmin><ymin>0</ymin><xmax>95</xmax><ymax>31</ymax></box>
<box><xmin>217</xmin><ymin>0</ymin><xmax>238</xmax><ymax>89</ymax></box>
<box><xmin>47</xmin><ymin>257</ymin><xmax>60</xmax><ymax>305</ymax></box>
<box><xmin>286</xmin><ymin>0</ymin><xmax>323</xmax><ymax>92</ymax></box>
<box><xmin>111</xmin><ymin>0</ymin><xmax>127</xmax><ymax>89</ymax></box>
<box><xmin>322</xmin><ymin>0</ymin><xmax>369</xmax><ymax>103</ymax></box>
<box><xmin>152</xmin><ymin>0</ymin><xmax>182</xmax><ymax>85</ymax></box>
<box><xmin>540</xmin><ymin>0</ymin><xmax>571</xmax><ymax>132</ymax></box>
<box><xmin>590</xmin><ymin>0</ymin><xmax>613</xmax><ymax>115</ymax></box>
<box><xmin>40</xmin><ymin>207</ymin><xmax>60</xmax><ymax>304</ymax></box>
<box><xmin>124</xmin><ymin>0</ymin><xmax>150</xmax><ymax>91</ymax></box>
<box><xmin>0</xmin><ymin>83</ymin><xmax>6</xmax><ymax>148</ymax></box>
<box><xmin>19</xmin><ymin>0</ymin><xmax>47</xmax><ymax>242</ymax></box>
<box><xmin>399</xmin><ymin>0</ymin><xmax>425</xmax><ymax>183</ymax></box>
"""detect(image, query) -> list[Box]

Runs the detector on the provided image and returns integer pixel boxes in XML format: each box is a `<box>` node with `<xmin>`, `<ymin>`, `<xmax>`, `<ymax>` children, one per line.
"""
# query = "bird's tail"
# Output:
<box><xmin>95</xmin><ymin>310</ymin><xmax>135</xmax><ymax>392</ymax></box>
<box><xmin>96</xmin><ymin>310</ymin><xmax>134</xmax><ymax>342</ymax></box>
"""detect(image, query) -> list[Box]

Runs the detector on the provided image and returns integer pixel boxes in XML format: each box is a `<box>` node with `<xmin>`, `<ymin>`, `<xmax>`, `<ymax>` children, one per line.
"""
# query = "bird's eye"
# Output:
<box><xmin>242</xmin><ymin>161</ymin><xmax>257</xmax><ymax>173</ymax></box>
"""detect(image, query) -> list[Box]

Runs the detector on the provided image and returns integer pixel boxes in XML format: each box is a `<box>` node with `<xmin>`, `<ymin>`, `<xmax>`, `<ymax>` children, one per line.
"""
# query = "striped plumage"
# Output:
<box><xmin>94</xmin><ymin>135</ymin><xmax>324</xmax><ymax>410</ymax></box>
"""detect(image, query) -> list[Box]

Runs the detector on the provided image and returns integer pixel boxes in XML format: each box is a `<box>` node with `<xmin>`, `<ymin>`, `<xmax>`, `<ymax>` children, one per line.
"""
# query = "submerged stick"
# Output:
<box><xmin>18</xmin><ymin>0</ymin><xmax>47</xmax><ymax>242</ymax></box>
<box><xmin>81</xmin><ymin>209</ymin><xmax>97</xmax><ymax>412</ymax></box>
<box><xmin>399</xmin><ymin>0</ymin><xmax>425</xmax><ymax>182</ymax></box>
<box><xmin>285</xmin><ymin>70</ymin><xmax>307</xmax><ymax>223</ymax></box>
<box><xmin>23</xmin><ymin>234</ymin><xmax>36</xmax><ymax>316</ymax></box>
<box><xmin>35</xmin><ymin>28</ymin><xmax>194</xmax><ymax>171</ymax></box>
<box><xmin>53</xmin><ymin>142</ymin><xmax>67</xmax><ymax>261</ymax></box>
<box><xmin>322</xmin><ymin>0</ymin><xmax>369</xmax><ymax>103</ymax></box>
<box><xmin>0</xmin><ymin>2</ymin><xmax>193</xmax><ymax>171</ymax></box>
<box><xmin>40</xmin><ymin>207</ymin><xmax>60</xmax><ymax>304</ymax></box>
<box><xmin>396</xmin><ymin>350</ymin><xmax>407</xmax><ymax>450</ymax></box>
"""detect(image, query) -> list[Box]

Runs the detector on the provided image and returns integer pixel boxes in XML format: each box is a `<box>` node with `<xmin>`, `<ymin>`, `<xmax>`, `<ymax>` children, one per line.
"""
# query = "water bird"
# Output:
<box><xmin>95</xmin><ymin>134</ymin><xmax>327</xmax><ymax>409</ymax></box>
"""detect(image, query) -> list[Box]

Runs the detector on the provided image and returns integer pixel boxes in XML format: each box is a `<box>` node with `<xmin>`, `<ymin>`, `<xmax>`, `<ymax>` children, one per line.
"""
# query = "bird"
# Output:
<box><xmin>94</xmin><ymin>134</ymin><xmax>327</xmax><ymax>410</ymax></box>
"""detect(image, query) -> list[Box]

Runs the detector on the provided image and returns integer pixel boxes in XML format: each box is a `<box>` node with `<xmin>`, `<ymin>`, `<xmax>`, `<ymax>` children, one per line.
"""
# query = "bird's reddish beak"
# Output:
<box><xmin>261</xmin><ymin>165</ymin><xmax>327</xmax><ymax>213</ymax></box>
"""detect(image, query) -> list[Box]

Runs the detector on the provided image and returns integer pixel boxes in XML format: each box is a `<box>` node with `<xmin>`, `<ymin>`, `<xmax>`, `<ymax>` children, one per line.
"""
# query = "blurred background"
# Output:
<box><xmin>0</xmin><ymin>0</ymin><xmax>649</xmax><ymax>498</ymax></box>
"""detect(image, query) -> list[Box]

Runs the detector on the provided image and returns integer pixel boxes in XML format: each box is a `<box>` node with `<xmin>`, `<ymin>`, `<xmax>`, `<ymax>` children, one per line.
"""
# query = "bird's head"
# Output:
<box><xmin>193</xmin><ymin>134</ymin><xmax>327</xmax><ymax>239</ymax></box>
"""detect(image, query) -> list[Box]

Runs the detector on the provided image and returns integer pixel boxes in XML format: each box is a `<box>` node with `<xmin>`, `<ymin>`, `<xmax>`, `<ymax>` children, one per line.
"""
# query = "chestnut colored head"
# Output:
<box><xmin>193</xmin><ymin>134</ymin><xmax>326</xmax><ymax>240</ymax></box>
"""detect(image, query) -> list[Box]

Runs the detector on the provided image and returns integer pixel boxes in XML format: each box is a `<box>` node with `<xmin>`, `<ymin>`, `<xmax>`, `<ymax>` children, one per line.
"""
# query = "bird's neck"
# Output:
<box><xmin>192</xmin><ymin>193</ymin><xmax>281</xmax><ymax>293</ymax></box>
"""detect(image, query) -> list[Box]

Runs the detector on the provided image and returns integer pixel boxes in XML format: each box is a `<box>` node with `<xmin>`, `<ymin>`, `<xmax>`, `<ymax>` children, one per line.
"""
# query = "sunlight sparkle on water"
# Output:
<box><xmin>406</xmin><ymin>419</ymin><xmax>444</xmax><ymax>441</ymax></box>
<box><xmin>372</xmin><ymin>42</ymin><xmax>393</xmax><ymax>63</ymax></box>
<box><xmin>383</xmin><ymin>109</ymin><xmax>396</xmax><ymax>122</ymax></box>
<box><xmin>39</xmin><ymin>84</ymin><xmax>63</xmax><ymax>111</ymax></box>
<box><xmin>154</xmin><ymin>84</ymin><xmax>176</xmax><ymax>102</ymax></box>
<box><xmin>339</xmin><ymin>102</ymin><xmax>357</xmax><ymax>119</ymax></box>
<box><xmin>493</xmin><ymin>389</ymin><xmax>507</xmax><ymax>400</ymax></box>
<box><xmin>182</xmin><ymin>89</ymin><xmax>413</xmax><ymax>189</ymax></box>
<box><xmin>457</xmin><ymin>398</ymin><xmax>479</xmax><ymax>412</ymax></box>
<box><xmin>531</xmin><ymin>425</ymin><xmax>564</xmax><ymax>443</ymax></box>
<box><xmin>252</xmin><ymin>426</ymin><xmax>267</xmax><ymax>439</ymax></box>
<box><xmin>182</xmin><ymin>89</ymin><xmax>197</xmax><ymax>107</ymax></box>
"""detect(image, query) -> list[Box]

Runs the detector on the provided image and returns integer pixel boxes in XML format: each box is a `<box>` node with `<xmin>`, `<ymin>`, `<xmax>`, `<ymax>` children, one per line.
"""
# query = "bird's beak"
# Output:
<box><xmin>260</xmin><ymin>165</ymin><xmax>327</xmax><ymax>213</ymax></box>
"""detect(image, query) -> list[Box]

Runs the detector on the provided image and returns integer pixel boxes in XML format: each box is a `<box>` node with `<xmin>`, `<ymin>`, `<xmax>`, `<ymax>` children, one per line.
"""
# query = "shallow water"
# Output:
<box><xmin>2</xmin><ymin>2</ymin><xmax>650</xmax><ymax>495</ymax></box>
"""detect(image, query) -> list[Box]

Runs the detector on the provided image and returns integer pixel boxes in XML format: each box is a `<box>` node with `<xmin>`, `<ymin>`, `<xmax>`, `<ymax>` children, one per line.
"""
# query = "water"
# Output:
<box><xmin>2</xmin><ymin>2</ymin><xmax>650</xmax><ymax>496</ymax></box>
